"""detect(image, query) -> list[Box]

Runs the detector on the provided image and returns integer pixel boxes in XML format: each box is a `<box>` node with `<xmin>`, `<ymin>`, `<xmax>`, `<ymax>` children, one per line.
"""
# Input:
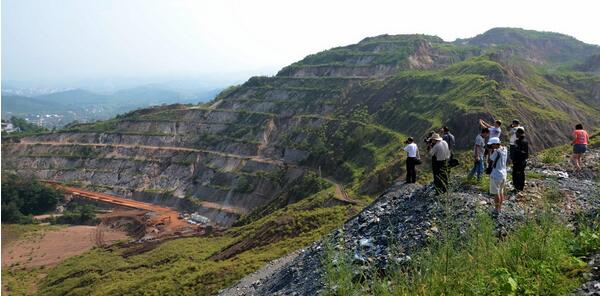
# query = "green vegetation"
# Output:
<box><xmin>53</xmin><ymin>205</ymin><xmax>98</xmax><ymax>225</ymax></box>
<box><xmin>1</xmin><ymin>174</ymin><xmax>63</xmax><ymax>223</ymax></box>
<box><xmin>2</xmin><ymin>267</ymin><xmax>45</xmax><ymax>296</ymax></box>
<box><xmin>35</xmin><ymin>187</ymin><xmax>359</xmax><ymax>296</ymax></box>
<box><xmin>323</xmin><ymin>212</ymin><xmax>597</xmax><ymax>295</ymax></box>
<box><xmin>3</xmin><ymin>28</ymin><xmax>600</xmax><ymax>295</ymax></box>
<box><xmin>8</xmin><ymin>116</ymin><xmax>48</xmax><ymax>133</ymax></box>
<box><xmin>538</xmin><ymin>144</ymin><xmax>569</xmax><ymax>164</ymax></box>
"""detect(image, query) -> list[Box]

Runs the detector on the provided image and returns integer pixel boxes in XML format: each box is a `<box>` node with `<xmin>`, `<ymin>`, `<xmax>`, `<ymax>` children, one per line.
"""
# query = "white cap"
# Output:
<box><xmin>487</xmin><ymin>137</ymin><xmax>501</xmax><ymax>145</ymax></box>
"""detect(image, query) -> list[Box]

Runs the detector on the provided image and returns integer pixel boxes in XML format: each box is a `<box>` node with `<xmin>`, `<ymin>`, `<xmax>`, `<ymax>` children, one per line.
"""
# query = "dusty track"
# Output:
<box><xmin>44</xmin><ymin>182</ymin><xmax>190</xmax><ymax>234</ymax></box>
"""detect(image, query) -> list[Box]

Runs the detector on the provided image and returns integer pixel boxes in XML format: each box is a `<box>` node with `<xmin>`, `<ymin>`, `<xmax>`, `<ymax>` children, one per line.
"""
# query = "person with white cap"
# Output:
<box><xmin>427</xmin><ymin>133</ymin><xmax>451</xmax><ymax>194</ymax></box>
<box><xmin>487</xmin><ymin>137</ymin><xmax>507</xmax><ymax>214</ymax></box>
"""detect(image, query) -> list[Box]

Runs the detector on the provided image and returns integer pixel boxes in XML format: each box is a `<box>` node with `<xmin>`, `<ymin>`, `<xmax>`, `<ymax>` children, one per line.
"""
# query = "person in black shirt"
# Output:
<box><xmin>512</xmin><ymin>128</ymin><xmax>529</xmax><ymax>191</ymax></box>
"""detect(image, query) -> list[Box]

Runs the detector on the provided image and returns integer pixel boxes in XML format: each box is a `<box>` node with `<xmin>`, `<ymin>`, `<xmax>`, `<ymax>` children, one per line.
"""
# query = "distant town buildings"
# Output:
<box><xmin>1</xmin><ymin>121</ymin><xmax>20</xmax><ymax>133</ymax></box>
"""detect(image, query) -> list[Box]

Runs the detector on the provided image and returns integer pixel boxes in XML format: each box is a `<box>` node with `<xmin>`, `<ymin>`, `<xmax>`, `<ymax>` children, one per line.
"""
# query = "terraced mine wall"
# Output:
<box><xmin>3</xmin><ymin>30</ymin><xmax>600</xmax><ymax>227</ymax></box>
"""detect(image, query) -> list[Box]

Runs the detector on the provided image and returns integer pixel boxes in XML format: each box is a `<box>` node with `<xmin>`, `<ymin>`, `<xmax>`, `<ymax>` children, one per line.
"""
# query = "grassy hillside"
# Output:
<box><xmin>2</xmin><ymin>28</ymin><xmax>600</xmax><ymax>295</ymax></box>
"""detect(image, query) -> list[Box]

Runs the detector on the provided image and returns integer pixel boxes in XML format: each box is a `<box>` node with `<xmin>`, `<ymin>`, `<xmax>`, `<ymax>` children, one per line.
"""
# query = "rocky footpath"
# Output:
<box><xmin>222</xmin><ymin>147</ymin><xmax>600</xmax><ymax>295</ymax></box>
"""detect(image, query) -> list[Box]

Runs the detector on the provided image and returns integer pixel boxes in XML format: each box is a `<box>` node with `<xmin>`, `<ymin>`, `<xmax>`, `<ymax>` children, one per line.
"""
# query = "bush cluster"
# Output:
<box><xmin>1</xmin><ymin>174</ymin><xmax>62</xmax><ymax>223</ymax></box>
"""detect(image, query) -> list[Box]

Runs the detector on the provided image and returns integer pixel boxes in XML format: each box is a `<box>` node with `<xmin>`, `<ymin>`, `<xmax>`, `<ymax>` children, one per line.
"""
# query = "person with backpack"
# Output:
<box><xmin>487</xmin><ymin>137</ymin><xmax>507</xmax><ymax>214</ymax></box>
<box><xmin>512</xmin><ymin>128</ymin><xmax>528</xmax><ymax>191</ymax></box>
<box><xmin>468</xmin><ymin>128</ymin><xmax>489</xmax><ymax>182</ymax></box>
<box><xmin>571</xmin><ymin>123</ymin><xmax>589</xmax><ymax>170</ymax></box>
<box><xmin>427</xmin><ymin>133</ymin><xmax>451</xmax><ymax>194</ymax></box>
<box><xmin>403</xmin><ymin>137</ymin><xmax>420</xmax><ymax>183</ymax></box>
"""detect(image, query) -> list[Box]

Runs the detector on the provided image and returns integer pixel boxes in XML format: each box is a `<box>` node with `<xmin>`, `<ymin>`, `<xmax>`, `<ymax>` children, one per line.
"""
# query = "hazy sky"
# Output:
<box><xmin>2</xmin><ymin>0</ymin><xmax>599</xmax><ymax>85</ymax></box>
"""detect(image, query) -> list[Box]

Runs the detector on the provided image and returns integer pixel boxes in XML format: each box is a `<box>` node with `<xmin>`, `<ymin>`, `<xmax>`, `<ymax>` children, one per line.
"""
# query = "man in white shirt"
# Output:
<box><xmin>427</xmin><ymin>133</ymin><xmax>450</xmax><ymax>194</ymax></box>
<box><xmin>403</xmin><ymin>137</ymin><xmax>419</xmax><ymax>183</ymax></box>
<box><xmin>487</xmin><ymin>137</ymin><xmax>507</xmax><ymax>214</ymax></box>
<box><xmin>480</xmin><ymin>119</ymin><xmax>502</xmax><ymax>139</ymax></box>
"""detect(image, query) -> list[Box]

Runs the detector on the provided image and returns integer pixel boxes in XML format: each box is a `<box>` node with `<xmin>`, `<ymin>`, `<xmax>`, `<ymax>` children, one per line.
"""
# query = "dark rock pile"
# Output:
<box><xmin>223</xmin><ymin>147</ymin><xmax>600</xmax><ymax>295</ymax></box>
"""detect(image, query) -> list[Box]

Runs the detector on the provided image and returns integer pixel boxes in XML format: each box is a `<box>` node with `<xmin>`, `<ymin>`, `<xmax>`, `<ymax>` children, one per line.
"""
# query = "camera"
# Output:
<box><xmin>423</xmin><ymin>131</ymin><xmax>435</xmax><ymax>148</ymax></box>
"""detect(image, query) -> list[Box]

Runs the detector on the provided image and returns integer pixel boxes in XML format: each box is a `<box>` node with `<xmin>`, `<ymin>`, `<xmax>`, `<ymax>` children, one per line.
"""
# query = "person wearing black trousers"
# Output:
<box><xmin>403</xmin><ymin>137</ymin><xmax>419</xmax><ymax>183</ymax></box>
<box><xmin>512</xmin><ymin>128</ymin><xmax>529</xmax><ymax>191</ymax></box>
<box><xmin>427</xmin><ymin>133</ymin><xmax>451</xmax><ymax>194</ymax></box>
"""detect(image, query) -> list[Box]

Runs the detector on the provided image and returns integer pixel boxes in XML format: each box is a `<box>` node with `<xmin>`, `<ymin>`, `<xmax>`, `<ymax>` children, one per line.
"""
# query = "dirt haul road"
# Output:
<box><xmin>45</xmin><ymin>183</ymin><xmax>190</xmax><ymax>234</ymax></box>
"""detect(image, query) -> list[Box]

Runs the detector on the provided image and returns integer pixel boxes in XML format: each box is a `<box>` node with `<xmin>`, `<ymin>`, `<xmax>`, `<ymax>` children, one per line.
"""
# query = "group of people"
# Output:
<box><xmin>403</xmin><ymin>119</ymin><xmax>590</xmax><ymax>214</ymax></box>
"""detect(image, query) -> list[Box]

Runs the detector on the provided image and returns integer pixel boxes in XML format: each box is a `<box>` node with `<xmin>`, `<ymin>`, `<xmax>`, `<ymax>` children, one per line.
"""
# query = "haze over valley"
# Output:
<box><xmin>2</xmin><ymin>1</ymin><xmax>600</xmax><ymax>296</ymax></box>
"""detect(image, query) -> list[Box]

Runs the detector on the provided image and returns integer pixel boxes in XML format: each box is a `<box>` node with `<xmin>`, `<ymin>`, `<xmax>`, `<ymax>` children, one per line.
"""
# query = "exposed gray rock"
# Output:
<box><xmin>231</xmin><ymin>148</ymin><xmax>600</xmax><ymax>295</ymax></box>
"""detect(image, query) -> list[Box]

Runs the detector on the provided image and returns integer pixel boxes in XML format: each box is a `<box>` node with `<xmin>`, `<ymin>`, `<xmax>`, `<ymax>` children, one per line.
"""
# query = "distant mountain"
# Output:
<box><xmin>2</xmin><ymin>28</ymin><xmax>600</xmax><ymax>295</ymax></box>
<box><xmin>1</xmin><ymin>85</ymin><xmax>223</xmax><ymax>127</ymax></box>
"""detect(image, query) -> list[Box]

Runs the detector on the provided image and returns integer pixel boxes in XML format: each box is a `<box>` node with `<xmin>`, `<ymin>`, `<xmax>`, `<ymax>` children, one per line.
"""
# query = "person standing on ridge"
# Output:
<box><xmin>512</xmin><ymin>128</ymin><xmax>528</xmax><ymax>191</ymax></box>
<box><xmin>403</xmin><ymin>137</ymin><xmax>419</xmax><ymax>184</ymax></box>
<box><xmin>468</xmin><ymin>128</ymin><xmax>489</xmax><ymax>182</ymax></box>
<box><xmin>508</xmin><ymin>120</ymin><xmax>524</xmax><ymax>164</ymax></box>
<box><xmin>571</xmin><ymin>123</ymin><xmax>589</xmax><ymax>170</ymax></box>
<box><xmin>487</xmin><ymin>137</ymin><xmax>507</xmax><ymax>214</ymax></box>
<box><xmin>442</xmin><ymin>126</ymin><xmax>455</xmax><ymax>152</ymax></box>
<box><xmin>480</xmin><ymin>119</ymin><xmax>502</xmax><ymax>139</ymax></box>
<box><xmin>427</xmin><ymin>133</ymin><xmax>451</xmax><ymax>194</ymax></box>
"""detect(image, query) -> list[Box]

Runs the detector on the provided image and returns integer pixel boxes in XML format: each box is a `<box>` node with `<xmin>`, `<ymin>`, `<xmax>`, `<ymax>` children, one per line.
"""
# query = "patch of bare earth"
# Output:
<box><xmin>2</xmin><ymin>225</ymin><xmax>128</xmax><ymax>269</ymax></box>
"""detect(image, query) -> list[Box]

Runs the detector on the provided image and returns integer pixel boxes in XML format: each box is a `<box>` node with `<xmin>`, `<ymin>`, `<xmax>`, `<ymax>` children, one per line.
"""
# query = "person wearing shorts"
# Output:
<box><xmin>571</xmin><ymin>124</ymin><xmax>589</xmax><ymax>170</ymax></box>
<box><xmin>487</xmin><ymin>137</ymin><xmax>507</xmax><ymax>214</ymax></box>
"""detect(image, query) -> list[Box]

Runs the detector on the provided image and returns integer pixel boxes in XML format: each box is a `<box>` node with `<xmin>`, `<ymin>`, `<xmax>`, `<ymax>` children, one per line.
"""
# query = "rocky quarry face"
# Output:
<box><xmin>222</xmin><ymin>145</ymin><xmax>600</xmax><ymax>296</ymax></box>
<box><xmin>2</xmin><ymin>28</ymin><xmax>600</xmax><ymax>229</ymax></box>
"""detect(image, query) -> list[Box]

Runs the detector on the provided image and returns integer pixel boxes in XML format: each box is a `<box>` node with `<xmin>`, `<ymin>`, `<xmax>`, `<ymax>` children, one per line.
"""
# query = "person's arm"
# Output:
<box><xmin>429</xmin><ymin>143</ymin><xmax>438</xmax><ymax>157</ymax></box>
<box><xmin>586</xmin><ymin>131</ymin><xmax>589</xmax><ymax>144</ymax></box>
<box><xmin>572</xmin><ymin>131</ymin><xmax>577</xmax><ymax>145</ymax></box>
<box><xmin>523</xmin><ymin>141</ymin><xmax>529</xmax><ymax>159</ymax></box>
<box><xmin>450</xmin><ymin>134</ymin><xmax>456</xmax><ymax>148</ymax></box>
<box><xmin>479</xmin><ymin>119</ymin><xmax>492</xmax><ymax>128</ymax></box>
<box><xmin>474</xmin><ymin>143</ymin><xmax>481</xmax><ymax>160</ymax></box>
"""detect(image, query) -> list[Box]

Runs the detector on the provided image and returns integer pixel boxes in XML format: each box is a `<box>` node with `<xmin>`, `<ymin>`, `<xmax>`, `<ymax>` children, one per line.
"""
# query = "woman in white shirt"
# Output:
<box><xmin>403</xmin><ymin>137</ymin><xmax>419</xmax><ymax>183</ymax></box>
<box><xmin>487</xmin><ymin>137</ymin><xmax>507</xmax><ymax>214</ymax></box>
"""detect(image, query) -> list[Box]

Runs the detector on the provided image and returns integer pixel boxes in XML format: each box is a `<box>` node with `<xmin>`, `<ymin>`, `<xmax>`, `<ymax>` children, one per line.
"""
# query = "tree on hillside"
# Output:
<box><xmin>1</xmin><ymin>174</ymin><xmax>63</xmax><ymax>223</ymax></box>
<box><xmin>9</xmin><ymin>116</ymin><xmax>48</xmax><ymax>133</ymax></box>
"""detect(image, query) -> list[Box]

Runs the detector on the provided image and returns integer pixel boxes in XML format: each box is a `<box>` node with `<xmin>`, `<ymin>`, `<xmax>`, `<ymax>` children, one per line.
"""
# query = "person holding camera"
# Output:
<box><xmin>486</xmin><ymin>137</ymin><xmax>507</xmax><ymax>214</ymax></box>
<box><xmin>427</xmin><ymin>133</ymin><xmax>451</xmax><ymax>194</ymax></box>
<box><xmin>480</xmin><ymin>119</ymin><xmax>502</xmax><ymax>139</ymax></box>
<box><xmin>403</xmin><ymin>137</ymin><xmax>420</xmax><ymax>183</ymax></box>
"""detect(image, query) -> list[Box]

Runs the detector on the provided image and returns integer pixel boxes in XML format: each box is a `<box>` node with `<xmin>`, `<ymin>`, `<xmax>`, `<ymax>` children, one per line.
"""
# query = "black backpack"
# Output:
<box><xmin>485</xmin><ymin>153</ymin><xmax>500</xmax><ymax>175</ymax></box>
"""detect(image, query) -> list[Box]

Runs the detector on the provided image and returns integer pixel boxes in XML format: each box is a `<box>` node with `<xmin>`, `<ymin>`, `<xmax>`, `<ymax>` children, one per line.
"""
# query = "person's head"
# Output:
<box><xmin>495</xmin><ymin>120</ymin><xmax>502</xmax><ymax>128</ymax></box>
<box><xmin>575</xmin><ymin>123</ymin><xmax>584</xmax><ymax>130</ymax></box>
<box><xmin>481</xmin><ymin>128</ymin><xmax>490</xmax><ymax>136</ymax></box>
<box><xmin>405</xmin><ymin>137</ymin><xmax>414</xmax><ymax>144</ymax></box>
<box><xmin>487</xmin><ymin>137</ymin><xmax>501</xmax><ymax>148</ymax></box>
<box><xmin>512</xmin><ymin>119</ymin><xmax>520</xmax><ymax>127</ymax></box>
<box><xmin>429</xmin><ymin>133</ymin><xmax>443</xmax><ymax>144</ymax></box>
<box><xmin>516</xmin><ymin>127</ymin><xmax>525</xmax><ymax>137</ymax></box>
<box><xmin>443</xmin><ymin>126</ymin><xmax>450</xmax><ymax>133</ymax></box>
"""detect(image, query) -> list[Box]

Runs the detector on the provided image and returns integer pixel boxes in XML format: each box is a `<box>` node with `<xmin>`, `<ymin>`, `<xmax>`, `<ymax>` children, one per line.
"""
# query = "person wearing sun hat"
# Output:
<box><xmin>427</xmin><ymin>133</ymin><xmax>451</xmax><ymax>194</ymax></box>
<box><xmin>487</xmin><ymin>136</ymin><xmax>507</xmax><ymax>215</ymax></box>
